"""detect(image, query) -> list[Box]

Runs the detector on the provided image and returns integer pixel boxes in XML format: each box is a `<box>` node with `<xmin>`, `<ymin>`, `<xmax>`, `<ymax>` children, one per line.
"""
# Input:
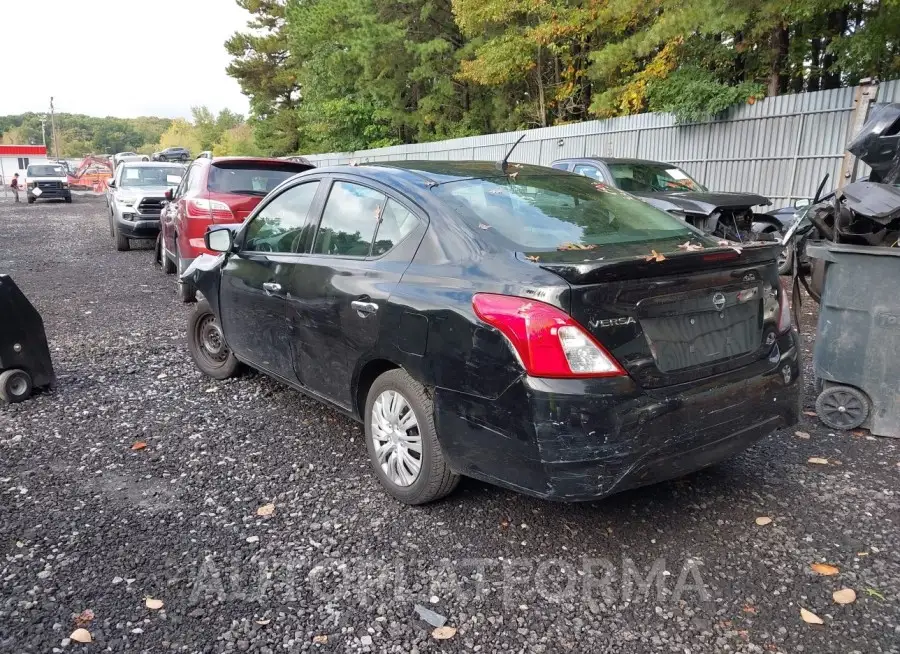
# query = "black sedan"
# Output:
<box><xmin>183</xmin><ymin>161</ymin><xmax>801</xmax><ymax>504</ymax></box>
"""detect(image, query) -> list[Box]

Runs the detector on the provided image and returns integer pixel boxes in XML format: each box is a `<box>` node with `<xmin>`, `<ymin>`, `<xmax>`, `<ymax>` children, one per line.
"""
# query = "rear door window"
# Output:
<box><xmin>573</xmin><ymin>164</ymin><xmax>606</xmax><ymax>183</ymax></box>
<box><xmin>243</xmin><ymin>181</ymin><xmax>321</xmax><ymax>254</ymax></box>
<box><xmin>311</xmin><ymin>181</ymin><xmax>386</xmax><ymax>257</ymax></box>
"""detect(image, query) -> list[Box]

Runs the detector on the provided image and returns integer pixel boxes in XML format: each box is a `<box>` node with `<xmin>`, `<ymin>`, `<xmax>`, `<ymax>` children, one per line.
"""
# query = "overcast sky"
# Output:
<box><xmin>2</xmin><ymin>0</ymin><xmax>252</xmax><ymax>120</ymax></box>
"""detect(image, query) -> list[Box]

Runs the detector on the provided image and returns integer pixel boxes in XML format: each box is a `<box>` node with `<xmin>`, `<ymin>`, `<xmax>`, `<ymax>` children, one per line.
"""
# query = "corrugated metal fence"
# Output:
<box><xmin>303</xmin><ymin>79</ymin><xmax>900</xmax><ymax>209</ymax></box>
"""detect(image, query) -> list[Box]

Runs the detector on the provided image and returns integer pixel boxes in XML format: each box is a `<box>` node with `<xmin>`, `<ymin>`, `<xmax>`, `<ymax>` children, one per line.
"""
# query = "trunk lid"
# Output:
<box><xmin>538</xmin><ymin>244</ymin><xmax>783</xmax><ymax>389</ymax></box>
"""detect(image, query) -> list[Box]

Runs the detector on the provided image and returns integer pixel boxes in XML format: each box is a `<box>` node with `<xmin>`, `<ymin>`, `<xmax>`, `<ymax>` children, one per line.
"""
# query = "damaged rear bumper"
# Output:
<box><xmin>434</xmin><ymin>331</ymin><xmax>801</xmax><ymax>501</ymax></box>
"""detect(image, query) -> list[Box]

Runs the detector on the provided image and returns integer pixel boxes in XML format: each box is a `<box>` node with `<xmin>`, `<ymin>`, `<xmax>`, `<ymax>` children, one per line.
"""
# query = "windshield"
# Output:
<box><xmin>207</xmin><ymin>163</ymin><xmax>306</xmax><ymax>196</ymax></box>
<box><xmin>607</xmin><ymin>162</ymin><xmax>706</xmax><ymax>193</ymax></box>
<box><xmin>120</xmin><ymin>166</ymin><xmax>185</xmax><ymax>187</ymax></box>
<box><xmin>27</xmin><ymin>165</ymin><xmax>66</xmax><ymax>177</ymax></box>
<box><xmin>435</xmin><ymin>174</ymin><xmax>709</xmax><ymax>256</ymax></box>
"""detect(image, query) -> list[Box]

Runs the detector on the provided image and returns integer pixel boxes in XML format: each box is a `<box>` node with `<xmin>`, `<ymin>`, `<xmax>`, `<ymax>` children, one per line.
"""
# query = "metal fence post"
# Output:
<box><xmin>839</xmin><ymin>78</ymin><xmax>878</xmax><ymax>187</ymax></box>
<box><xmin>786</xmin><ymin>112</ymin><xmax>807</xmax><ymax>203</ymax></box>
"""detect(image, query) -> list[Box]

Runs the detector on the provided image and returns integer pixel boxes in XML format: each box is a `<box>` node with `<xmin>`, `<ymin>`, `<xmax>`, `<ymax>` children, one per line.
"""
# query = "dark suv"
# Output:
<box><xmin>152</xmin><ymin>147</ymin><xmax>190</xmax><ymax>162</ymax></box>
<box><xmin>183</xmin><ymin>162</ymin><xmax>801</xmax><ymax>505</ymax></box>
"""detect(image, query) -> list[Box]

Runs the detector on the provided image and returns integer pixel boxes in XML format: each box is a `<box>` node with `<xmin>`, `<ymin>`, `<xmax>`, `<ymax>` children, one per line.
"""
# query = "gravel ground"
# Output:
<box><xmin>1</xmin><ymin>195</ymin><xmax>898</xmax><ymax>654</ymax></box>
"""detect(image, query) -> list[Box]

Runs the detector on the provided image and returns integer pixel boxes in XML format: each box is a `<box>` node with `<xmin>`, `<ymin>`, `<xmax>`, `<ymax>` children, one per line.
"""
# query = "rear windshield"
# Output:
<box><xmin>27</xmin><ymin>165</ymin><xmax>66</xmax><ymax>177</ymax></box>
<box><xmin>435</xmin><ymin>174</ymin><xmax>704</xmax><ymax>253</ymax></box>
<box><xmin>607</xmin><ymin>162</ymin><xmax>706</xmax><ymax>193</ymax></box>
<box><xmin>208</xmin><ymin>163</ymin><xmax>308</xmax><ymax>196</ymax></box>
<box><xmin>120</xmin><ymin>165</ymin><xmax>185</xmax><ymax>187</ymax></box>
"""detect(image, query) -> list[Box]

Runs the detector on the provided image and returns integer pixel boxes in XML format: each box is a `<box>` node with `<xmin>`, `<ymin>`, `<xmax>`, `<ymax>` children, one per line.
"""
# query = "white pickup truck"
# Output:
<box><xmin>26</xmin><ymin>163</ymin><xmax>72</xmax><ymax>204</ymax></box>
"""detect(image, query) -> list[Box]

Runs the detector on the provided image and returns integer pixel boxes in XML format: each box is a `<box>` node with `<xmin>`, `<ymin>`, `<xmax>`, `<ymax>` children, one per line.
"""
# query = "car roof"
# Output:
<box><xmin>309</xmin><ymin>160</ymin><xmax>571</xmax><ymax>186</ymax></box>
<box><xmin>555</xmin><ymin>156</ymin><xmax>674</xmax><ymax>166</ymax></box>
<box><xmin>122</xmin><ymin>161</ymin><xmax>185</xmax><ymax>168</ymax></box>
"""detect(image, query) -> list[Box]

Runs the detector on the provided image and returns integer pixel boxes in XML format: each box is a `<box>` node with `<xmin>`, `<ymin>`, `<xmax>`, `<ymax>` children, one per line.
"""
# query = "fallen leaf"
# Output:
<box><xmin>432</xmin><ymin>626</ymin><xmax>457</xmax><ymax>640</ymax></box>
<box><xmin>811</xmin><ymin>563</ymin><xmax>839</xmax><ymax>576</ymax></box>
<box><xmin>800</xmin><ymin>607</ymin><xmax>824</xmax><ymax>625</ymax></box>
<box><xmin>795</xmin><ymin>431</ymin><xmax>811</xmax><ymax>439</ymax></box>
<box><xmin>755</xmin><ymin>516</ymin><xmax>773</xmax><ymax>526</ymax></box>
<box><xmin>851</xmin><ymin>429</ymin><xmax>866</xmax><ymax>437</ymax></box>
<box><xmin>557</xmin><ymin>242</ymin><xmax>597</xmax><ymax>251</ymax></box>
<box><xmin>644</xmin><ymin>250</ymin><xmax>666</xmax><ymax>263</ymax></box>
<box><xmin>478</xmin><ymin>223</ymin><xmax>491</xmax><ymax>230</ymax></box>
<box><xmin>508</xmin><ymin>172</ymin><xmax>519</xmax><ymax>180</ymax></box>
<box><xmin>256</xmin><ymin>618</ymin><xmax>271</xmax><ymax>625</ymax></box>
<box><xmin>312</xmin><ymin>635</ymin><xmax>328</xmax><ymax>644</ymax></box>
<box><xmin>131</xmin><ymin>442</ymin><xmax>147</xmax><ymax>451</ymax></box>
<box><xmin>865</xmin><ymin>588</ymin><xmax>885</xmax><ymax>600</ymax></box>
<box><xmin>70</xmin><ymin>628</ymin><xmax>92</xmax><ymax>643</ymax></box>
<box><xmin>716</xmin><ymin>239</ymin><xmax>743</xmax><ymax>254</ymax></box>
<box><xmin>832</xmin><ymin>588</ymin><xmax>856</xmax><ymax>604</ymax></box>
<box><xmin>808</xmin><ymin>457</ymin><xmax>829</xmax><ymax>465</ymax></box>
<box><xmin>74</xmin><ymin>608</ymin><xmax>95</xmax><ymax>627</ymax></box>
<box><xmin>145</xmin><ymin>597</ymin><xmax>164</xmax><ymax>610</ymax></box>
<box><xmin>677</xmin><ymin>241</ymin><xmax>704</xmax><ymax>252</ymax></box>
<box><xmin>500</xmin><ymin>519</ymin><xmax>510</xmax><ymax>529</ymax></box>
<box><xmin>525</xmin><ymin>255</ymin><xmax>540</xmax><ymax>262</ymax></box>
<box><xmin>803</xmin><ymin>410</ymin><xmax>818</xmax><ymax>417</ymax></box>
<box><xmin>857</xmin><ymin>552</ymin><xmax>869</xmax><ymax>557</ymax></box>
<box><xmin>742</xmin><ymin>604</ymin><xmax>757</xmax><ymax>614</ymax></box>
<box><xmin>256</xmin><ymin>503</ymin><xmax>275</xmax><ymax>517</ymax></box>
<box><xmin>738</xmin><ymin>629</ymin><xmax>749</xmax><ymax>640</ymax></box>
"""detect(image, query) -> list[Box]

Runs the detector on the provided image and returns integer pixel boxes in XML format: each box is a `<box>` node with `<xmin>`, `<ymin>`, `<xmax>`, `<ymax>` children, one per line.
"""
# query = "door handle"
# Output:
<box><xmin>351</xmin><ymin>300</ymin><xmax>378</xmax><ymax>317</ymax></box>
<box><xmin>263</xmin><ymin>282</ymin><xmax>282</xmax><ymax>295</ymax></box>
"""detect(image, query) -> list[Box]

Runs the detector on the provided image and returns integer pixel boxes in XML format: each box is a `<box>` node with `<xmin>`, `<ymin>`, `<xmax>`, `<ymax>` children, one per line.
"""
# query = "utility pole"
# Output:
<box><xmin>49</xmin><ymin>96</ymin><xmax>60</xmax><ymax>160</ymax></box>
<box><xmin>40</xmin><ymin>118</ymin><xmax>47</xmax><ymax>148</ymax></box>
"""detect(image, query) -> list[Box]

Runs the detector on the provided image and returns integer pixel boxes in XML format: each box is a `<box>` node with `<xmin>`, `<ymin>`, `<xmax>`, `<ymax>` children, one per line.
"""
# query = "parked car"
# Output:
<box><xmin>152</xmin><ymin>147</ymin><xmax>191</xmax><ymax>162</ymax></box>
<box><xmin>159</xmin><ymin>156</ymin><xmax>314</xmax><ymax>301</ymax></box>
<box><xmin>24</xmin><ymin>163</ymin><xmax>72</xmax><ymax>204</ymax></box>
<box><xmin>107</xmin><ymin>162</ymin><xmax>185</xmax><ymax>251</ymax></box>
<box><xmin>182</xmin><ymin>161</ymin><xmax>801</xmax><ymax>505</ymax></box>
<box><xmin>552</xmin><ymin>157</ymin><xmax>782</xmax><ymax>243</ymax></box>
<box><xmin>113</xmin><ymin>151</ymin><xmax>150</xmax><ymax>166</ymax></box>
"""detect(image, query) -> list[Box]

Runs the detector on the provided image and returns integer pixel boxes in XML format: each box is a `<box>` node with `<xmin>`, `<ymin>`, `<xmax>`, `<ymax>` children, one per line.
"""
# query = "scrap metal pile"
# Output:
<box><xmin>806</xmin><ymin>103</ymin><xmax>900</xmax><ymax>249</ymax></box>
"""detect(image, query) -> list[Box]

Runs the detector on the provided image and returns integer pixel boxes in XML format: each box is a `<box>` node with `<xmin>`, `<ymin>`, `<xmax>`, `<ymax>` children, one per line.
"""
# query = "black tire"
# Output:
<box><xmin>158</xmin><ymin>154</ymin><xmax>167</xmax><ymax>162</ymax></box>
<box><xmin>64</xmin><ymin>196</ymin><xmax>72</xmax><ymax>204</ymax></box>
<box><xmin>142</xmin><ymin>156</ymin><xmax>149</xmax><ymax>162</ymax></box>
<box><xmin>114</xmin><ymin>224</ymin><xmax>130</xmax><ymax>251</ymax></box>
<box><xmin>180</xmin><ymin>154</ymin><xmax>189</xmax><ymax>162</ymax></box>
<box><xmin>815</xmin><ymin>385</ymin><xmax>869</xmax><ymax>431</ymax></box>
<box><xmin>187</xmin><ymin>300</ymin><xmax>240</xmax><ymax>380</ymax></box>
<box><xmin>0</xmin><ymin>369</ymin><xmax>33</xmax><ymax>404</ymax></box>
<box><xmin>108</xmin><ymin>212</ymin><xmax>115</xmax><ymax>237</ymax></box>
<box><xmin>27</xmin><ymin>196</ymin><xmax>35</xmax><ymax>204</ymax></box>
<box><xmin>154</xmin><ymin>233</ymin><xmax>164</xmax><ymax>267</ymax></box>
<box><xmin>364</xmin><ymin>369</ymin><xmax>460</xmax><ymax>505</ymax></box>
<box><xmin>175</xmin><ymin>242</ymin><xmax>197</xmax><ymax>302</ymax></box>
<box><xmin>778</xmin><ymin>244</ymin><xmax>793</xmax><ymax>275</ymax></box>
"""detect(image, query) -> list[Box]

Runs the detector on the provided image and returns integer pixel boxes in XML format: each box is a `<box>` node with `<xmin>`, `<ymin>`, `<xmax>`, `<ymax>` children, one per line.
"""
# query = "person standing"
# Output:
<box><xmin>9</xmin><ymin>173</ymin><xmax>21</xmax><ymax>202</ymax></box>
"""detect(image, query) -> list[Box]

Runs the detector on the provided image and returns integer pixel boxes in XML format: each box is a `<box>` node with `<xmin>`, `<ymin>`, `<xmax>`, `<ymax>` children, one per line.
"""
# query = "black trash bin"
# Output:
<box><xmin>0</xmin><ymin>274</ymin><xmax>56</xmax><ymax>403</ymax></box>
<box><xmin>806</xmin><ymin>242</ymin><xmax>900</xmax><ymax>437</ymax></box>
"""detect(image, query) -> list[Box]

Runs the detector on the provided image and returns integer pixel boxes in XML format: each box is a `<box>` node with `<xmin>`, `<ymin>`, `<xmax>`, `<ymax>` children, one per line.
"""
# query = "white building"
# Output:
<box><xmin>0</xmin><ymin>145</ymin><xmax>50</xmax><ymax>188</ymax></box>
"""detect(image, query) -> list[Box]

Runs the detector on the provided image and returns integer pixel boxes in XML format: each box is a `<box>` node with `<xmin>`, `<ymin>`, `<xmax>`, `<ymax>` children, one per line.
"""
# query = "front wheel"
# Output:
<box><xmin>64</xmin><ymin>195</ymin><xmax>72</xmax><ymax>204</ymax></box>
<box><xmin>778</xmin><ymin>243</ymin><xmax>793</xmax><ymax>275</ymax></box>
<box><xmin>364</xmin><ymin>369</ymin><xmax>460</xmax><ymax>504</ymax></box>
<box><xmin>114</xmin><ymin>223</ymin><xmax>130</xmax><ymax>251</ymax></box>
<box><xmin>187</xmin><ymin>300</ymin><xmax>240</xmax><ymax>380</ymax></box>
<box><xmin>0</xmin><ymin>369</ymin><xmax>33</xmax><ymax>403</ymax></box>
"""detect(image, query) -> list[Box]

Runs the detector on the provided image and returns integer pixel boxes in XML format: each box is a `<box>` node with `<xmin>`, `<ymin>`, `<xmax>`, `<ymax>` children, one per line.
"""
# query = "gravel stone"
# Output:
<box><xmin>1</xmin><ymin>195</ymin><xmax>898</xmax><ymax>653</ymax></box>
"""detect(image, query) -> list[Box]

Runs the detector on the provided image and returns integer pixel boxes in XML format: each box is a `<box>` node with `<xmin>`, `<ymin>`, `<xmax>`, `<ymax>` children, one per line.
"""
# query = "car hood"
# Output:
<box><xmin>630</xmin><ymin>191</ymin><xmax>771</xmax><ymax>215</ymax></box>
<box><xmin>114</xmin><ymin>185</ymin><xmax>171</xmax><ymax>197</ymax></box>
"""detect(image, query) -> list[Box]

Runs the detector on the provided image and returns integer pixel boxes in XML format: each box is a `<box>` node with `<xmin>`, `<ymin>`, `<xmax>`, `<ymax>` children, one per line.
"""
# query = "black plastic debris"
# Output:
<box><xmin>0</xmin><ymin>274</ymin><xmax>55</xmax><ymax>403</ymax></box>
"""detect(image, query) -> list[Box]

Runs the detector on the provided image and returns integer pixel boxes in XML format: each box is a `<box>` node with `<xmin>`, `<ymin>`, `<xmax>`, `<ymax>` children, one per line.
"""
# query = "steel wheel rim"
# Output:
<box><xmin>196</xmin><ymin>314</ymin><xmax>229</xmax><ymax>365</ymax></box>
<box><xmin>371</xmin><ymin>390</ymin><xmax>422</xmax><ymax>487</ymax></box>
<box><xmin>9</xmin><ymin>376</ymin><xmax>27</xmax><ymax>396</ymax></box>
<box><xmin>820</xmin><ymin>390</ymin><xmax>865</xmax><ymax>429</ymax></box>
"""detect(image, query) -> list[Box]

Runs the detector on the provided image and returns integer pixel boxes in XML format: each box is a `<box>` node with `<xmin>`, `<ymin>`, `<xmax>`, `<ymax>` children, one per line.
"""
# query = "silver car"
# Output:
<box><xmin>113</xmin><ymin>152</ymin><xmax>150</xmax><ymax>167</ymax></box>
<box><xmin>107</xmin><ymin>162</ymin><xmax>185</xmax><ymax>252</ymax></box>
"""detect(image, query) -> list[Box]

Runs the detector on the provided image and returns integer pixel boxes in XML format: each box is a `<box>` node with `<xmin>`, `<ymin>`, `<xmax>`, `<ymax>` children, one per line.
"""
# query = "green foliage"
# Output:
<box><xmin>646</xmin><ymin>68</ymin><xmax>765</xmax><ymax>122</ymax></box>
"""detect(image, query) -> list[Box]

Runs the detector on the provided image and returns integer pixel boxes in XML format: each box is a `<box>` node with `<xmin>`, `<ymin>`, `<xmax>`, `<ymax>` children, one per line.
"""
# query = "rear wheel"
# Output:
<box><xmin>778</xmin><ymin>244</ymin><xmax>793</xmax><ymax>275</ymax></box>
<box><xmin>158</xmin><ymin>155</ymin><xmax>167</xmax><ymax>162</ymax></box>
<box><xmin>815</xmin><ymin>385</ymin><xmax>869</xmax><ymax>431</ymax></box>
<box><xmin>364</xmin><ymin>369</ymin><xmax>459</xmax><ymax>504</ymax></box>
<box><xmin>0</xmin><ymin>369</ymin><xmax>33</xmax><ymax>403</ymax></box>
<box><xmin>187</xmin><ymin>300</ymin><xmax>240</xmax><ymax>379</ymax></box>
<box><xmin>175</xmin><ymin>242</ymin><xmax>197</xmax><ymax>303</ymax></box>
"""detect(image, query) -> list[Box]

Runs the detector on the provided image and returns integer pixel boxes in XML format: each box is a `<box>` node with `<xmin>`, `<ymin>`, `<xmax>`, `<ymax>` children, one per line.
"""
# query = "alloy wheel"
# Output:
<box><xmin>370</xmin><ymin>390</ymin><xmax>423</xmax><ymax>487</ymax></box>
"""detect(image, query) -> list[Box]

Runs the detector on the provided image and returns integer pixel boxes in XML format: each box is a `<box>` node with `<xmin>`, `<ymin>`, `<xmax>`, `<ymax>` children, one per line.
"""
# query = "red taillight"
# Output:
<box><xmin>472</xmin><ymin>294</ymin><xmax>626</xmax><ymax>378</ymax></box>
<box><xmin>777</xmin><ymin>277</ymin><xmax>792</xmax><ymax>333</ymax></box>
<box><xmin>187</xmin><ymin>198</ymin><xmax>235</xmax><ymax>223</ymax></box>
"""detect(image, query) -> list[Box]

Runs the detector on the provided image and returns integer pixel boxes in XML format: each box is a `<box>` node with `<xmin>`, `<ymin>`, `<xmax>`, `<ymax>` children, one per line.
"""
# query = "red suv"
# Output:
<box><xmin>158</xmin><ymin>156</ymin><xmax>313</xmax><ymax>301</ymax></box>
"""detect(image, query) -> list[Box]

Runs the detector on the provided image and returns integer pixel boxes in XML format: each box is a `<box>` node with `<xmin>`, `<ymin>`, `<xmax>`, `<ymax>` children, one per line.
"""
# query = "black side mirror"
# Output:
<box><xmin>107</xmin><ymin>178</ymin><xmax>116</xmax><ymax>188</ymax></box>
<box><xmin>205</xmin><ymin>227</ymin><xmax>234</xmax><ymax>253</ymax></box>
<box><xmin>164</xmin><ymin>189</ymin><xmax>174</xmax><ymax>201</ymax></box>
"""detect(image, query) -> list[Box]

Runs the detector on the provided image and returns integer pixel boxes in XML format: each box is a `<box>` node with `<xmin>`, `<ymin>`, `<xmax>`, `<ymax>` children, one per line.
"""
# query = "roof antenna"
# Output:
<box><xmin>497</xmin><ymin>134</ymin><xmax>526</xmax><ymax>173</ymax></box>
